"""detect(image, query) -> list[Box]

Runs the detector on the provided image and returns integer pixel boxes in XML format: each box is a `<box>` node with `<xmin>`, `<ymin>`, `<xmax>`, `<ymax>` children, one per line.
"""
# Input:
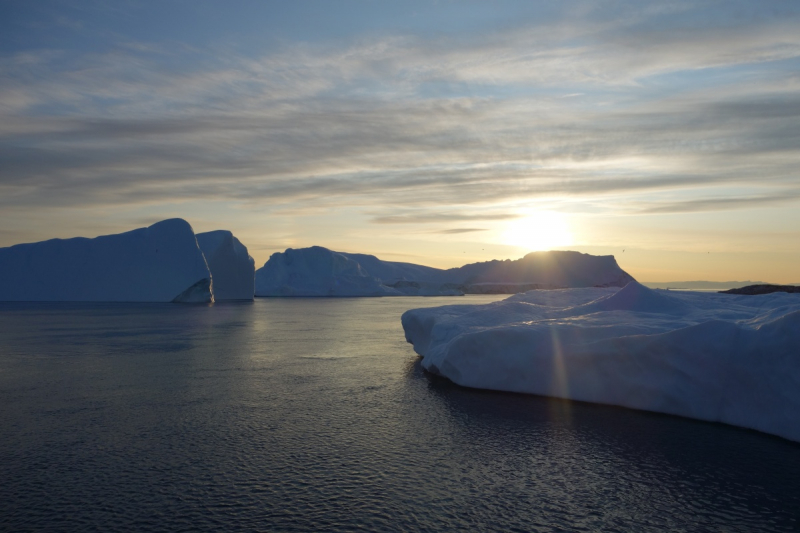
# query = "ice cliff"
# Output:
<box><xmin>402</xmin><ymin>282</ymin><xmax>800</xmax><ymax>442</ymax></box>
<box><xmin>196</xmin><ymin>230</ymin><xmax>255</xmax><ymax>300</ymax></box>
<box><xmin>0</xmin><ymin>219</ymin><xmax>212</xmax><ymax>302</ymax></box>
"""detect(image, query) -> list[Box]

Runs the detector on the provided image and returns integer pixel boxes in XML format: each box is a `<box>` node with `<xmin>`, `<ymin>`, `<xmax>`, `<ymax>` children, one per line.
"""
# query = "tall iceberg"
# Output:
<box><xmin>196</xmin><ymin>230</ymin><xmax>255</xmax><ymax>301</ymax></box>
<box><xmin>0</xmin><ymin>219</ymin><xmax>212</xmax><ymax>302</ymax></box>
<box><xmin>402</xmin><ymin>282</ymin><xmax>800</xmax><ymax>442</ymax></box>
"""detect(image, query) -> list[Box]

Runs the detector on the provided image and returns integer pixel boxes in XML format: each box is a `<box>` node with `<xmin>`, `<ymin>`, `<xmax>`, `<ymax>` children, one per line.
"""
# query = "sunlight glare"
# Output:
<box><xmin>503</xmin><ymin>211</ymin><xmax>573</xmax><ymax>251</ymax></box>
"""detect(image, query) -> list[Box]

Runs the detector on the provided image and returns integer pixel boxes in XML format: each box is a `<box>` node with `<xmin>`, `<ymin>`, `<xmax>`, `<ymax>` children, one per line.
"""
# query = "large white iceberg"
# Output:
<box><xmin>402</xmin><ymin>282</ymin><xmax>800</xmax><ymax>442</ymax></box>
<box><xmin>255</xmin><ymin>246</ymin><xmax>401</xmax><ymax>296</ymax></box>
<box><xmin>0</xmin><ymin>219</ymin><xmax>212</xmax><ymax>302</ymax></box>
<box><xmin>196</xmin><ymin>230</ymin><xmax>255</xmax><ymax>301</ymax></box>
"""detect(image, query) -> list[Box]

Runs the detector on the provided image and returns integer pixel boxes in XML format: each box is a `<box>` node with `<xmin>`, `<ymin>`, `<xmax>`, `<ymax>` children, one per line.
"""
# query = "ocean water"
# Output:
<box><xmin>1</xmin><ymin>297</ymin><xmax>799</xmax><ymax>532</ymax></box>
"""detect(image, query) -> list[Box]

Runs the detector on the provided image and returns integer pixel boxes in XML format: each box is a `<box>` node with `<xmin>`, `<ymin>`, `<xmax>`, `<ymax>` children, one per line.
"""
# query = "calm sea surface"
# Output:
<box><xmin>1</xmin><ymin>297</ymin><xmax>799</xmax><ymax>532</ymax></box>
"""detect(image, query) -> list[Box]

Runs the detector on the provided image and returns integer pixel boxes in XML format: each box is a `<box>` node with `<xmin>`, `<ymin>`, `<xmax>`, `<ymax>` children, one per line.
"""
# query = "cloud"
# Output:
<box><xmin>638</xmin><ymin>190</ymin><xmax>800</xmax><ymax>214</ymax></box>
<box><xmin>0</xmin><ymin>1</ymin><xmax>799</xmax><ymax>219</ymax></box>
<box><xmin>433</xmin><ymin>228</ymin><xmax>487</xmax><ymax>234</ymax></box>
<box><xmin>372</xmin><ymin>212</ymin><xmax>521</xmax><ymax>224</ymax></box>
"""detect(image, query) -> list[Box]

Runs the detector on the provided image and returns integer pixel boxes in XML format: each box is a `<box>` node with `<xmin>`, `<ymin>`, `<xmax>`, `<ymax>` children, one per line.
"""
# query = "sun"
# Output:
<box><xmin>502</xmin><ymin>211</ymin><xmax>573</xmax><ymax>251</ymax></box>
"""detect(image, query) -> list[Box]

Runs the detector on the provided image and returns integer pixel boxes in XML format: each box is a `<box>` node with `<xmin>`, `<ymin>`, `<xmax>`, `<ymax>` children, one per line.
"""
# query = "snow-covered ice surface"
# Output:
<box><xmin>196</xmin><ymin>230</ymin><xmax>255</xmax><ymax>300</ymax></box>
<box><xmin>255</xmin><ymin>246</ymin><xmax>401</xmax><ymax>297</ymax></box>
<box><xmin>402</xmin><ymin>282</ymin><xmax>800</xmax><ymax>442</ymax></box>
<box><xmin>0</xmin><ymin>219</ymin><xmax>212</xmax><ymax>302</ymax></box>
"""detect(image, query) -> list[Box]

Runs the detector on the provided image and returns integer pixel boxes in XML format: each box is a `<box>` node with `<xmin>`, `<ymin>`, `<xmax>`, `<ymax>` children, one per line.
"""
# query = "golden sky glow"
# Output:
<box><xmin>1</xmin><ymin>2</ymin><xmax>799</xmax><ymax>283</ymax></box>
<box><xmin>501</xmin><ymin>212</ymin><xmax>573</xmax><ymax>252</ymax></box>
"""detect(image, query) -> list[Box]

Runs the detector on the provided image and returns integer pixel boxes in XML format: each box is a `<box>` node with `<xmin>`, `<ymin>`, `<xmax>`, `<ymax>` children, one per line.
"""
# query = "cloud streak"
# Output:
<box><xmin>433</xmin><ymin>228</ymin><xmax>488</xmax><ymax>234</ymax></box>
<box><xmin>638</xmin><ymin>190</ymin><xmax>800</xmax><ymax>214</ymax></box>
<box><xmin>1</xmin><ymin>0</ymin><xmax>799</xmax><ymax>223</ymax></box>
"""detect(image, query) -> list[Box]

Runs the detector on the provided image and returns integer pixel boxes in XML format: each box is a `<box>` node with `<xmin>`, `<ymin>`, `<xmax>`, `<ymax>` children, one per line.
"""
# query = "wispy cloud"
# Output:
<box><xmin>372</xmin><ymin>212</ymin><xmax>521</xmax><ymax>224</ymax></box>
<box><xmin>1</xmin><ymin>0</ymin><xmax>799</xmax><ymax>222</ymax></box>
<box><xmin>433</xmin><ymin>228</ymin><xmax>487</xmax><ymax>234</ymax></box>
<box><xmin>638</xmin><ymin>190</ymin><xmax>800</xmax><ymax>214</ymax></box>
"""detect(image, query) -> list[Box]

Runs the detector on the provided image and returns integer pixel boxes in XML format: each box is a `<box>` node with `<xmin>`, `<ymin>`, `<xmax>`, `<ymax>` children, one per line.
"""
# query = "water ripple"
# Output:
<box><xmin>1</xmin><ymin>297</ymin><xmax>799</xmax><ymax>532</ymax></box>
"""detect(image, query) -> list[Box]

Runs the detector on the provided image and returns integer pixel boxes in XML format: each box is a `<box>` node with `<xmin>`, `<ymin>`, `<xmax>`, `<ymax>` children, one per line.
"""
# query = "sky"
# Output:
<box><xmin>1</xmin><ymin>0</ymin><xmax>799</xmax><ymax>282</ymax></box>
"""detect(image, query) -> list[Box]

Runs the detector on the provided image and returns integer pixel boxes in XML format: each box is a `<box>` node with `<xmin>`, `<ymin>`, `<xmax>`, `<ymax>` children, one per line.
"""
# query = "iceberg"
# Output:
<box><xmin>336</xmin><ymin>251</ymin><xmax>462</xmax><ymax>295</ymax></box>
<box><xmin>196</xmin><ymin>230</ymin><xmax>255</xmax><ymax>301</ymax></box>
<box><xmin>254</xmin><ymin>246</ymin><xmax>466</xmax><ymax>297</ymax></box>
<box><xmin>254</xmin><ymin>248</ymin><xmax>634</xmax><ymax>297</ymax></box>
<box><xmin>448</xmin><ymin>250</ymin><xmax>634</xmax><ymax>291</ymax></box>
<box><xmin>0</xmin><ymin>219</ymin><xmax>212</xmax><ymax>302</ymax></box>
<box><xmin>402</xmin><ymin>282</ymin><xmax>800</xmax><ymax>442</ymax></box>
<box><xmin>255</xmin><ymin>246</ymin><xmax>401</xmax><ymax>296</ymax></box>
<box><xmin>337</xmin><ymin>252</ymin><xmax>446</xmax><ymax>285</ymax></box>
<box><xmin>344</xmin><ymin>249</ymin><xmax>633</xmax><ymax>291</ymax></box>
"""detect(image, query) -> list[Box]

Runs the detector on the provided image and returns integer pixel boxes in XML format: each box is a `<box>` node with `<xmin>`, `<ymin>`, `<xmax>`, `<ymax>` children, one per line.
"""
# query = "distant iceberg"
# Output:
<box><xmin>0</xmin><ymin>219</ymin><xmax>212</xmax><ymax>302</ymax></box>
<box><xmin>197</xmin><ymin>230</ymin><xmax>255</xmax><ymax>301</ymax></box>
<box><xmin>337</xmin><ymin>251</ymin><xmax>447</xmax><ymax>285</ymax></box>
<box><xmin>255</xmin><ymin>246</ymin><xmax>401</xmax><ymax>297</ymax></box>
<box><xmin>342</xmin><ymin>249</ymin><xmax>633</xmax><ymax>290</ymax></box>
<box><xmin>449</xmin><ymin>250</ymin><xmax>634</xmax><ymax>291</ymax></box>
<box><xmin>255</xmin><ymin>247</ymin><xmax>634</xmax><ymax>297</ymax></box>
<box><xmin>402</xmin><ymin>282</ymin><xmax>800</xmax><ymax>442</ymax></box>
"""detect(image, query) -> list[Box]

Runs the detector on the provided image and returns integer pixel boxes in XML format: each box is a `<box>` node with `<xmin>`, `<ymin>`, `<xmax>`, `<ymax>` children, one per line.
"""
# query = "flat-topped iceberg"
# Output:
<box><xmin>196</xmin><ymin>230</ymin><xmax>255</xmax><ymax>301</ymax></box>
<box><xmin>0</xmin><ymin>219</ymin><xmax>213</xmax><ymax>302</ymax></box>
<box><xmin>402</xmin><ymin>282</ymin><xmax>800</xmax><ymax>442</ymax></box>
<box><xmin>444</xmin><ymin>250</ymin><xmax>634</xmax><ymax>289</ymax></box>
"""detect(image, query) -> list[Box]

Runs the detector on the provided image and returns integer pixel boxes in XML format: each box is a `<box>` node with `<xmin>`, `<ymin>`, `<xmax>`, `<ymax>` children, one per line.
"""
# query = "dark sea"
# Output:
<box><xmin>1</xmin><ymin>297</ymin><xmax>799</xmax><ymax>532</ymax></box>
